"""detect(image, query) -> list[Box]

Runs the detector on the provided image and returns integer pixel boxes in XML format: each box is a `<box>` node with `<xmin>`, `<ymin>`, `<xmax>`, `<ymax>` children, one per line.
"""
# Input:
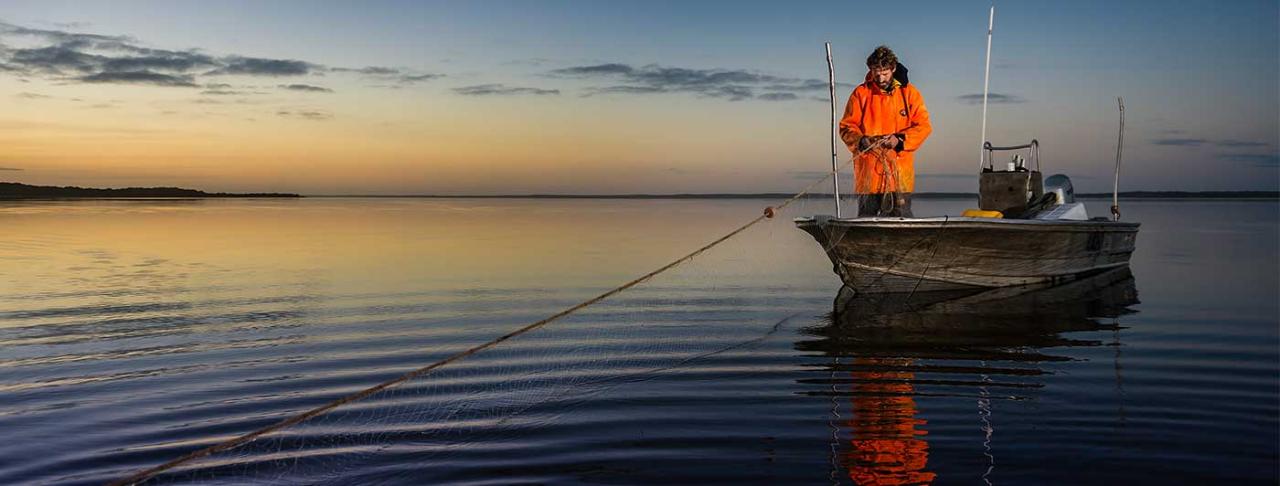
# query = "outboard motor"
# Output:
<box><xmin>1043</xmin><ymin>174</ymin><xmax>1075</xmax><ymax>204</ymax></box>
<box><xmin>1035</xmin><ymin>173</ymin><xmax>1089</xmax><ymax>220</ymax></box>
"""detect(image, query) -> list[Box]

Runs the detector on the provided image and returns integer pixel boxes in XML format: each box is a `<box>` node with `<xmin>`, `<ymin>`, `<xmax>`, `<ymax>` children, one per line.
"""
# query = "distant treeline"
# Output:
<box><xmin>0</xmin><ymin>182</ymin><xmax>300</xmax><ymax>199</ymax></box>
<box><xmin>1077</xmin><ymin>191</ymin><xmax>1279</xmax><ymax>199</ymax></box>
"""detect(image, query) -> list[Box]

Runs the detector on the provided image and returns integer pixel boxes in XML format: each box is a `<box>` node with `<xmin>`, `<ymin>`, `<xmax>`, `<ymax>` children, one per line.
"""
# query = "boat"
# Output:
<box><xmin>794</xmin><ymin>209</ymin><xmax>1139</xmax><ymax>293</ymax></box>
<box><xmin>795</xmin><ymin>141</ymin><xmax>1140</xmax><ymax>293</ymax></box>
<box><xmin>799</xmin><ymin>8</ymin><xmax>1138</xmax><ymax>294</ymax></box>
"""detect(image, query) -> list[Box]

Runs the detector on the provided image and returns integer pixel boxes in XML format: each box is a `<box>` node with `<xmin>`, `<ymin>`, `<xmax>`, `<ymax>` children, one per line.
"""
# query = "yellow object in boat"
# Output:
<box><xmin>961</xmin><ymin>209</ymin><xmax>1004</xmax><ymax>218</ymax></box>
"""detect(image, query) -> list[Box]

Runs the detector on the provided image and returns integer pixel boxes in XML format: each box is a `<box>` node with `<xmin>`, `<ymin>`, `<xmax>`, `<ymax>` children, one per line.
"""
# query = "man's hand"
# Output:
<box><xmin>858</xmin><ymin>135</ymin><xmax>898</xmax><ymax>151</ymax></box>
<box><xmin>857</xmin><ymin>136</ymin><xmax>874</xmax><ymax>151</ymax></box>
<box><xmin>841</xmin><ymin>130</ymin><xmax>861</xmax><ymax>148</ymax></box>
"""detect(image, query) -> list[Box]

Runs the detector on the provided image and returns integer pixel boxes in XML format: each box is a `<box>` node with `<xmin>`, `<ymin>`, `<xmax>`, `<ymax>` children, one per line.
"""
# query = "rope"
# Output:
<box><xmin>108</xmin><ymin>145</ymin><xmax>880</xmax><ymax>486</ymax></box>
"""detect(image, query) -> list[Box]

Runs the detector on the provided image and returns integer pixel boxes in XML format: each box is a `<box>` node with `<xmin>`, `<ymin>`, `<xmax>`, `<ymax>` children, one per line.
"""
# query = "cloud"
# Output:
<box><xmin>329</xmin><ymin>66</ymin><xmax>443</xmax><ymax>85</ymax></box>
<box><xmin>200</xmin><ymin>89</ymin><xmax>250</xmax><ymax>95</ymax></box>
<box><xmin>553</xmin><ymin>63</ymin><xmax>634</xmax><ymax>76</ymax></box>
<box><xmin>210</xmin><ymin>56</ymin><xmax>313</xmax><ymax>76</ymax></box>
<box><xmin>583</xmin><ymin>85</ymin><xmax>666</xmax><ymax>95</ymax></box>
<box><xmin>77</xmin><ymin>70</ymin><xmax>198</xmax><ymax>87</ymax></box>
<box><xmin>7</xmin><ymin>45</ymin><xmax>104</xmax><ymax>74</ymax></box>
<box><xmin>1151</xmin><ymin>137</ymin><xmax>1208</xmax><ymax>146</ymax></box>
<box><xmin>0</xmin><ymin>166</ymin><xmax>22</xmax><ymax>171</ymax></box>
<box><xmin>279</xmin><ymin>83</ymin><xmax>333</xmax><ymax>93</ymax></box>
<box><xmin>101</xmin><ymin>53</ymin><xmax>216</xmax><ymax>72</ymax></box>
<box><xmin>549</xmin><ymin>62</ymin><xmax>836</xmax><ymax>102</ymax></box>
<box><xmin>276</xmin><ymin>110</ymin><xmax>332</xmax><ymax>120</ymax></box>
<box><xmin>330</xmin><ymin>66</ymin><xmax>399</xmax><ymax>75</ymax></box>
<box><xmin>397</xmin><ymin>73</ymin><xmax>443</xmax><ymax>83</ymax></box>
<box><xmin>500</xmin><ymin>57</ymin><xmax>552</xmax><ymax>67</ymax></box>
<box><xmin>758</xmin><ymin>92</ymin><xmax>798</xmax><ymax>101</ymax></box>
<box><xmin>1151</xmin><ymin>137</ymin><xmax>1272</xmax><ymax>148</ymax></box>
<box><xmin>0</xmin><ymin>21</ymin><xmax>338</xmax><ymax>87</ymax></box>
<box><xmin>15</xmin><ymin>92</ymin><xmax>51</xmax><ymax>99</ymax></box>
<box><xmin>0</xmin><ymin>21</ymin><xmax>449</xmax><ymax>99</ymax></box>
<box><xmin>1220</xmin><ymin>153</ymin><xmax>1280</xmax><ymax>167</ymax></box>
<box><xmin>0</xmin><ymin>21</ymin><xmax>128</xmax><ymax>47</ymax></box>
<box><xmin>453</xmin><ymin>84</ymin><xmax>559</xmax><ymax>96</ymax></box>
<box><xmin>956</xmin><ymin>93</ymin><xmax>1026</xmax><ymax>104</ymax></box>
<box><xmin>1215</xmin><ymin>139</ymin><xmax>1270</xmax><ymax>148</ymax></box>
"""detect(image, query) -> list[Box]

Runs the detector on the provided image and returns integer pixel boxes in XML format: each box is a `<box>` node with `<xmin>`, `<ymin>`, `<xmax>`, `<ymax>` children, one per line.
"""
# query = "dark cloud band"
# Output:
<box><xmin>550</xmin><ymin>62</ymin><xmax>848</xmax><ymax>102</ymax></box>
<box><xmin>0</xmin><ymin>21</ymin><xmax>439</xmax><ymax>89</ymax></box>
<box><xmin>78</xmin><ymin>70</ymin><xmax>198</xmax><ymax>87</ymax></box>
<box><xmin>279</xmin><ymin>84</ymin><xmax>333</xmax><ymax>93</ymax></box>
<box><xmin>453</xmin><ymin>84</ymin><xmax>559</xmax><ymax>96</ymax></box>
<box><xmin>956</xmin><ymin>93</ymin><xmax>1026</xmax><ymax>104</ymax></box>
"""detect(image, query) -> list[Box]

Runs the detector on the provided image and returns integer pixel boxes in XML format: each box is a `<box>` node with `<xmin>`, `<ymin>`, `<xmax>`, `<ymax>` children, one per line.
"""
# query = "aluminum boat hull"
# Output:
<box><xmin>795</xmin><ymin>215</ymin><xmax>1140</xmax><ymax>293</ymax></box>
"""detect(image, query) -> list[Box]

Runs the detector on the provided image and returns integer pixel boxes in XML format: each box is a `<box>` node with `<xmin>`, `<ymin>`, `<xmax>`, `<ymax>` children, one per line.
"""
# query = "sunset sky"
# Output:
<box><xmin>1</xmin><ymin>0</ymin><xmax>1276</xmax><ymax>195</ymax></box>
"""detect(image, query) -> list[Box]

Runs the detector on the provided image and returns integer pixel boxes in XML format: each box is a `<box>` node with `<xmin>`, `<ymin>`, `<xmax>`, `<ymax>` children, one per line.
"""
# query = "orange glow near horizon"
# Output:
<box><xmin>0</xmin><ymin>78</ymin><xmax>832</xmax><ymax>194</ymax></box>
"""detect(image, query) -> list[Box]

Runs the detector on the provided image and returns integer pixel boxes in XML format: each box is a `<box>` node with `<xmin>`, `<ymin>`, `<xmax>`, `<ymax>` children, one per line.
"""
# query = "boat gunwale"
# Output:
<box><xmin>793</xmin><ymin>215</ymin><xmax>1140</xmax><ymax>232</ymax></box>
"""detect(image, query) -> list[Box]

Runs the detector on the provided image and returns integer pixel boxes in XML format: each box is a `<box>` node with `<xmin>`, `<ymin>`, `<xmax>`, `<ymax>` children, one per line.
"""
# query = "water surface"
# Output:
<box><xmin>1</xmin><ymin>197</ymin><xmax>1276</xmax><ymax>484</ymax></box>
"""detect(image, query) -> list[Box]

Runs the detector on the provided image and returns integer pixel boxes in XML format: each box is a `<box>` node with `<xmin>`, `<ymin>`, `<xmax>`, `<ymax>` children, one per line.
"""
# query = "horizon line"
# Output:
<box><xmin>300</xmin><ymin>191</ymin><xmax>1280</xmax><ymax>199</ymax></box>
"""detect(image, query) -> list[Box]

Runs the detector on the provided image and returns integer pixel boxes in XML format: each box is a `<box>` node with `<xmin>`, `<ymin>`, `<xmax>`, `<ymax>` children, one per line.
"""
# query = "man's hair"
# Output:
<box><xmin>866</xmin><ymin>45</ymin><xmax>897</xmax><ymax>70</ymax></box>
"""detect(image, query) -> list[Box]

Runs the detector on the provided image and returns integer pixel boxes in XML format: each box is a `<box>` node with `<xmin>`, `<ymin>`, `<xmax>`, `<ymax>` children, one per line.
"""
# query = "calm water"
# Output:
<box><xmin>0</xmin><ymin>197</ymin><xmax>1276</xmax><ymax>485</ymax></box>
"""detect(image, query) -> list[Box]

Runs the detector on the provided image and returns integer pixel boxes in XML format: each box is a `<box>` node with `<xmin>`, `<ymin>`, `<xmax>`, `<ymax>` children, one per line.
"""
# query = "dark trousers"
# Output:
<box><xmin>857</xmin><ymin>193</ymin><xmax>913</xmax><ymax>217</ymax></box>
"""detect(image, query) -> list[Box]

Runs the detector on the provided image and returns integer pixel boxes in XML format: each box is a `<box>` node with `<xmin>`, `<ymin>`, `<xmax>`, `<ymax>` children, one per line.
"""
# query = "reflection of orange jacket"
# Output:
<box><xmin>847</xmin><ymin>358</ymin><xmax>936</xmax><ymax>485</ymax></box>
<box><xmin>839</xmin><ymin>72</ymin><xmax>932</xmax><ymax>194</ymax></box>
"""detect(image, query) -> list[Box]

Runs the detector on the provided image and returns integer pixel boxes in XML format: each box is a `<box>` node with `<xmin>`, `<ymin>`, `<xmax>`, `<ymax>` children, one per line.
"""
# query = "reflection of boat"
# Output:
<box><xmin>829</xmin><ymin>264</ymin><xmax>1139</xmax><ymax>329</ymax></box>
<box><xmin>795</xmin><ymin>267</ymin><xmax>1139</xmax><ymax>484</ymax></box>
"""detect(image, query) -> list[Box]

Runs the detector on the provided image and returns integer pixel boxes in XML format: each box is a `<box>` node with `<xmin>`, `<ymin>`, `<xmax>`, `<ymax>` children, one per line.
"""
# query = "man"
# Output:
<box><xmin>839</xmin><ymin>45</ymin><xmax>932</xmax><ymax>217</ymax></box>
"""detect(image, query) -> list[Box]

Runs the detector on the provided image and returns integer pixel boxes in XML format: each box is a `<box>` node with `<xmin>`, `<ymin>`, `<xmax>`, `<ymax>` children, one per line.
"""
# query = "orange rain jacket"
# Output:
<box><xmin>839</xmin><ymin>66</ymin><xmax>932</xmax><ymax>194</ymax></box>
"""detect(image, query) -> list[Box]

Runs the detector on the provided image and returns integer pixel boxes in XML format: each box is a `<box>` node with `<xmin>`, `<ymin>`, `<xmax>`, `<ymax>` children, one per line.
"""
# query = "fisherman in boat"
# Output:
<box><xmin>839</xmin><ymin>46</ymin><xmax>933</xmax><ymax>218</ymax></box>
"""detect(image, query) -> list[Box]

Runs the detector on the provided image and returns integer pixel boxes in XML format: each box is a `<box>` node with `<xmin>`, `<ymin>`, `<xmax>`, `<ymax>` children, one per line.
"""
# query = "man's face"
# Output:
<box><xmin>871</xmin><ymin>65</ymin><xmax>894</xmax><ymax>89</ymax></box>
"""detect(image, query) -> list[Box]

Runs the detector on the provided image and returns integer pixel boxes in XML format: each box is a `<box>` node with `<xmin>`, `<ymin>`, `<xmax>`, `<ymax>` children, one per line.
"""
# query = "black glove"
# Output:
<box><xmin>857</xmin><ymin>136</ymin><xmax>874</xmax><ymax>151</ymax></box>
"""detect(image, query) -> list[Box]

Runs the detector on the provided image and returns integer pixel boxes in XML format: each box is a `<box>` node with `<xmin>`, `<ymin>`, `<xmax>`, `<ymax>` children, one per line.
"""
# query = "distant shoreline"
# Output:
<box><xmin>0</xmin><ymin>182</ymin><xmax>300</xmax><ymax>199</ymax></box>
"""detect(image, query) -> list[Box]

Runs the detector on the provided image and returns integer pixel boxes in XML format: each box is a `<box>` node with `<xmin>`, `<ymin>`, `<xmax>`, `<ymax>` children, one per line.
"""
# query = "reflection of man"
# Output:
<box><xmin>845</xmin><ymin>357</ymin><xmax>937</xmax><ymax>485</ymax></box>
<box><xmin>839</xmin><ymin>45</ymin><xmax>932</xmax><ymax>217</ymax></box>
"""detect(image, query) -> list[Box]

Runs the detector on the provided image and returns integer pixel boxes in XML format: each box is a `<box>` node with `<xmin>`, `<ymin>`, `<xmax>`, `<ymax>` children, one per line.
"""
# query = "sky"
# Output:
<box><xmin>0</xmin><ymin>0</ymin><xmax>1276</xmax><ymax>195</ymax></box>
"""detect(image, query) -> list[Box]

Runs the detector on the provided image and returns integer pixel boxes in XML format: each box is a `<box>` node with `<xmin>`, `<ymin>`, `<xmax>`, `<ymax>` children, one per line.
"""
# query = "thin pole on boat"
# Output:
<box><xmin>826</xmin><ymin>42</ymin><xmax>842</xmax><ymax>217</ymax></box>
<box><xmin>1112</xmin><ymin>96</ymin><xmax>1125</xmax><ymax>220</ymax></box>
<box><xmin>979</xmin><ymin>5</ymin><xmax>995</xmax><ymax>170</ymax></box>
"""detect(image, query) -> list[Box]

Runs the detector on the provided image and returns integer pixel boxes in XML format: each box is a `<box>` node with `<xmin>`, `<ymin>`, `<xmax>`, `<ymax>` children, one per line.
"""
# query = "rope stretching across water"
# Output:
<box><xmin>108</xmin><ymin>142</ymin><xmax>889</xmax><ymax>486</ymax></box>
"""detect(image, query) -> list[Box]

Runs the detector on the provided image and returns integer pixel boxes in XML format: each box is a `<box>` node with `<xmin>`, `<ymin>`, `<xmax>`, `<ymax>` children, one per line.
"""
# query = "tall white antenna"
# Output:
<box><xmin>979</xmin><ymin>5</ymin><xmax>995</xmax><ymax>169</ymax></box>
<box><xmin>1112</xmin><ymin>97</ymin><xmax>1125</xmax><ymax>220</ymax></box>
<box><xmin>826</xmin><ymin>42</ymin><xmax>841</xmax><ymax>217</ymax></box>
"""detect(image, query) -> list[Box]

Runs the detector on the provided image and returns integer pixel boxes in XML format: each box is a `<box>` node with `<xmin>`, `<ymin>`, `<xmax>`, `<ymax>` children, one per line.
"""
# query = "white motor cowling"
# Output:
<box><xmin>1035</xmin><ymin>174</ymin><xmax>1089</xmax><ymax>220</ymax></box>
<box><xmin>1043</xmin><ymin>174</ymin><xmax>1075</xmax><ymax>205</ymax></box>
